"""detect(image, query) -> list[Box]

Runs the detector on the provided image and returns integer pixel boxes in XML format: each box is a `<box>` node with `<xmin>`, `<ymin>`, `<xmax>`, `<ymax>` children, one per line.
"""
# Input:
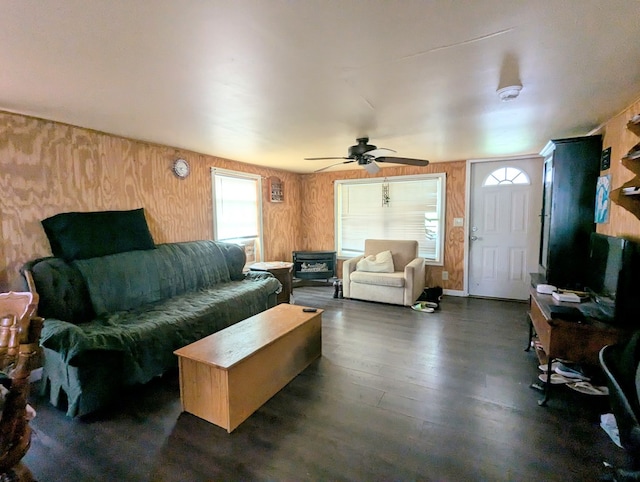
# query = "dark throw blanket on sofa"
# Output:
<box><xmin>24</xmin><ymin>240</ymin><xmax>281</xmax><ymax>417</ymax></box>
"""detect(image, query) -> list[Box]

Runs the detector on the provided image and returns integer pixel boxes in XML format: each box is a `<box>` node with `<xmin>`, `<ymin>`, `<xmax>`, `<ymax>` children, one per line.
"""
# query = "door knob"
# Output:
<box><xmin>470</xmin><ymin>236</ymin><xmax>481</xmax><ymax>241</ymax></box>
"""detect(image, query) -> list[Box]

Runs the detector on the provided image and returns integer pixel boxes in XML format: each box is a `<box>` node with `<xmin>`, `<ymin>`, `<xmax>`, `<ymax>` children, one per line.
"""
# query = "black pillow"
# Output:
<box><xmin>42</xmin><ymin>208</ymin><xmax>156</xmax><ymax>261</ymax></box>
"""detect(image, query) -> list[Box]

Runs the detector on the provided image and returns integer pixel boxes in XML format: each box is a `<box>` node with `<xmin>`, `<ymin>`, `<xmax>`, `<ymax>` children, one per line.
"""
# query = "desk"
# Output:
<box><xmin>527</xmin><ymin>287</ymin><xmax>630</xmax><ymax>405</ymax></box>
<box><xmin>249</xmin><ymin>262</ymin><xmax>293</xmax><ymax>304</ymax></box>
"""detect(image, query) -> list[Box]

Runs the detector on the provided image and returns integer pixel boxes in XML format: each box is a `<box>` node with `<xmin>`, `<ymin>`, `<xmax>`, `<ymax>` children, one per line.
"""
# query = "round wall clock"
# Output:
<box><xmin>172</xmin><ymin>158</ymin><xmax>190</xmax><ymax>178</ymax></box>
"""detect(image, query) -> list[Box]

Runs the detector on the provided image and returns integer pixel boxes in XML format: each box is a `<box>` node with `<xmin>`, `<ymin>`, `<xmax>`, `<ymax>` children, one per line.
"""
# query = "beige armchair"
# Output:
<box><xmin>342</xmin><ymin>239</ymin><xmax>425</xmax><ymax>306</ymax></box>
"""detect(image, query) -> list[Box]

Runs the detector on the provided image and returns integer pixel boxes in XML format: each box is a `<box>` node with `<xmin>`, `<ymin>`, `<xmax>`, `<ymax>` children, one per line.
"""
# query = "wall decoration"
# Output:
<box><xmin>381</xmin><ymin>180</ymin><xmax>390</xmax><ymax>206</ymax></box>
<box><xmin>172</xmin><ymin>158</ymin><xmax>190</xmax><ymax>178</ymax></box>
<box><xmin>595</xmin><ymin>174</ymin><xmax>611</xmax><ymax>223</ymax></box>
<box><xmin>269</xmin><ymin>177</ymin><xmax>284</xmax><ymax>202</ymax></box>
<box><xmin>601</xmin><ymin>147</ymin><xmax>611</xmax><ymax>171</ymax></box>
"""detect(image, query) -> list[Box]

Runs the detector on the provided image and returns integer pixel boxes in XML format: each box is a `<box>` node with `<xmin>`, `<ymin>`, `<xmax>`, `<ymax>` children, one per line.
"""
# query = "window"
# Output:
<box><xmin>211</xmin><ymin>168</ymin><xmax>263</xmax><ymax>265</ymax></box>
<box><xmin>483</xmin><ymin>167</ymin><xmax>530</xmax><ymax>186</ymax></box>
<box><xmin>335</xmin><ymin>173</ymin><xmax>446</xmax><ymax>264</ymax></box>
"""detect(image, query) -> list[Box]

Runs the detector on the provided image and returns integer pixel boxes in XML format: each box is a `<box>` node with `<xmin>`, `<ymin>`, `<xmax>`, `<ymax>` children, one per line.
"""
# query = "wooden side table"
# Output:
<box><xmin>249</xmin><ymin>262</ymin><xmax>293</xmax><ymax>304</ymax></box>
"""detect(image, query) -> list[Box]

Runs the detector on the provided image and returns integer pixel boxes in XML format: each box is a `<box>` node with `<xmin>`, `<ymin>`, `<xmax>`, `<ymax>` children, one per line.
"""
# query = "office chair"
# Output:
<box><xmin>600</xmin><ymin>332</ymin><xmax>640</xmax><ymax>481</ymax></box>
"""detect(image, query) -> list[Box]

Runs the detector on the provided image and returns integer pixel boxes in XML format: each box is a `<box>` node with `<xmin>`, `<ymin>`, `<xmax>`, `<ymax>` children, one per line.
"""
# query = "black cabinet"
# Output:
<box><xmin>538</xmin><ymin>135</ymin><xmax>602</xmax><ymax>290</ymax></box>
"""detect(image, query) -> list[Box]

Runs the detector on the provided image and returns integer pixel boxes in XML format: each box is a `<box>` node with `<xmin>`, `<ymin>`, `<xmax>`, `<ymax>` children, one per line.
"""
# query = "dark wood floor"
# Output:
<box><xmin>22</xmin><ymin>287</ymin><xmax>627</xmax><ymax>481</ymax></box>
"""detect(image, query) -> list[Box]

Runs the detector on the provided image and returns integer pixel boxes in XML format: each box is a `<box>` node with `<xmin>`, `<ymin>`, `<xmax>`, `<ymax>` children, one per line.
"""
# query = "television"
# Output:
<box><xmin>585</xmin><ymin>233</ymin><xmax>640</xmax><ymax>328</ymax></box>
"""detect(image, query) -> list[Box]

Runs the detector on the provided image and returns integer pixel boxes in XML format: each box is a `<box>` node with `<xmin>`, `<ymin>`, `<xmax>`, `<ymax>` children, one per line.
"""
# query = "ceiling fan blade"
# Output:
<box><xmin>376</xmin><ymin>156</ymin><xmax>429</xmax><ymax>167</ymax></box>
<box><xmin>366</xmin><ymin>148</ymin><xmax>396</xmax><ymax>157</ymax></box>
<box><xmin>305</xmin><ymin>156</ymin><xmax>350</xmax><ymax>161</ymax></box>
<box><xmin>314</xmin><ymin>160</ymin><xmax>355</xmax><ymax>173</ymax></box>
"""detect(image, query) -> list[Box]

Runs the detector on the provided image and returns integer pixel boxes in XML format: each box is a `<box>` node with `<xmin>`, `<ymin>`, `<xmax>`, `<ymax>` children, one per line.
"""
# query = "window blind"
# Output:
<box><xmin>211</xmin><ymin>169</ymin><xmax>263</xmax><ymax>266</ymax></box>
<box><xmin>214</xmin><ymin>175</ymin><xmax>259</xmax><ymax>240</ymax></box>
<box><xmin>336</xmin><ymin>174</ymin><xmax>445</xmax><ymax>263</ymax></box>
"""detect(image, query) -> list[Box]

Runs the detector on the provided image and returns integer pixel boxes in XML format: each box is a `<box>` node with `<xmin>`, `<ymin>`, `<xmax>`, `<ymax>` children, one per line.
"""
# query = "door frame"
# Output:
<box><xmin>463</xmin><ymin>155</ymin><xmax>543</xmax><ymax>298</ymax></box>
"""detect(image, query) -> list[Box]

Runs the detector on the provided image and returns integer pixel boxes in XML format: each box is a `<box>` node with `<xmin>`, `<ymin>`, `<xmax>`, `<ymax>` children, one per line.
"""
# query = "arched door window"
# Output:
<box><xmin>483</xmin><ymin>167</ymin><xmax>530</xmax><ymax>186</ymax></box>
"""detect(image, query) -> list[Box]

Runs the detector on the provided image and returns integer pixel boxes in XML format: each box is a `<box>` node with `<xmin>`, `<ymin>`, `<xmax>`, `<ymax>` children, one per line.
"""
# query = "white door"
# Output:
<box><xmin>468</xmin><ymin>158</ymin><xmax>543</xmax><ymax>300</ymax></box>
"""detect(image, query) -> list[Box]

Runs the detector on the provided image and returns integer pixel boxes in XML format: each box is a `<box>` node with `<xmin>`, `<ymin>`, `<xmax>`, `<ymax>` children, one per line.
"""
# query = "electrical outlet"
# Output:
<box><xmin>442</xmin><ymin>271</ymin><xmax>449</xmax><ymax>280</ymax></box>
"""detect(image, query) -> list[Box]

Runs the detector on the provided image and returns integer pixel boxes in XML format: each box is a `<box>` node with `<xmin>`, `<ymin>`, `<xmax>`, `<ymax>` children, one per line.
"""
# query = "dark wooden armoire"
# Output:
<box><xmin>538</xmin><ymin>135</ymin><xmax>603</xmax><ymax>290</ymax></box>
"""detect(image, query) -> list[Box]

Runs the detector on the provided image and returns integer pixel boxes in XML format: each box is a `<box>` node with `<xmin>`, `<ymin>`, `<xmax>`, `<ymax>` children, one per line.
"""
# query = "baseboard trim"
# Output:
<box><xmin>443</xmin><ymin>289</ymin><xmax>465</xmax><ymax>297</ymax></box>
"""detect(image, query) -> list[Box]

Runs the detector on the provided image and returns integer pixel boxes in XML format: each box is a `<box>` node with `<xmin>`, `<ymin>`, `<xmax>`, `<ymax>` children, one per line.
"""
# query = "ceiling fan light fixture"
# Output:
<box><xmin>363</xmin><ymin>161</ymin><xmax>380</xmax><ymax>174</ymax></box>
<box><xmin>497</xmin><ymin>85</ymin><xmax>522</xmax><ymax>102</ymax></box>
<box><xmin>306</xmin><ymin>137</ymin><xmax>428</xmax><ymax>172</ymax></box>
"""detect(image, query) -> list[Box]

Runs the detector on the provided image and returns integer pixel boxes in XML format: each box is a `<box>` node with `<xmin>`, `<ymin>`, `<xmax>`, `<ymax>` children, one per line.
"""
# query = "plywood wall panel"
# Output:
<box><xmin>440</xmin><ymin>163</ymin><xmax>467</xmax><ymax>290</ymax></box>
<box><xmin>597</xmin><ymin>96</ymin><xmax>640</xmax><ymax>242</ymax></box>
<box><xmin>5</xmin><ymin>93</ymin><xmax>640</xmax><ymax>294</ymax></box>
<box><xmin>300</xmin><ymin>161</ymin><xmax>468</xmax><ymax>290</ymax></box>
<box><xmin>299</xmin><ymin>174</ymin><xmax>335</xmax><ymax>252</ymax></box>
<box><xmin>261</xmin><ymin>172</ymin><xmax>301</xmax><ymax>262</ymax></box>
<box><xmin>0</xmin><ymin>112</ymin><xmax>302</xmax><ymax>290</ymax></box>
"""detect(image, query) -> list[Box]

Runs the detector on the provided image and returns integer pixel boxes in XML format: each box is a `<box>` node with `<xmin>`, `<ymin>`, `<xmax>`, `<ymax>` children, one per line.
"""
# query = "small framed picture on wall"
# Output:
<box><xmin>601</xmin><ymin>147</ymin><xmax>611</xmax><ymax>171</ymax></box>
<box><xmin>269</xmin><ymin>176</ymin><xmax>284</xmax><ymax>202</ymax></box>
<box><xmin>595</xmin><ymin>174</ymin><xmax>611</xmax><ymax>224</ymax></box>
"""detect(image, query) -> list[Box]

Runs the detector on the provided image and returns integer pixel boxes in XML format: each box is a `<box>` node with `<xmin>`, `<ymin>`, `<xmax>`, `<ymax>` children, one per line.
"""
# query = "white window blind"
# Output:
<box><xmin>336</xmin><ymin>174</ymin><xmax>445</xmax><ymax>263</ymax></box>
<box><xmin>211</xmin><ymin>169</ymin><xmax>263</xmax><ymax>264</ymax></box>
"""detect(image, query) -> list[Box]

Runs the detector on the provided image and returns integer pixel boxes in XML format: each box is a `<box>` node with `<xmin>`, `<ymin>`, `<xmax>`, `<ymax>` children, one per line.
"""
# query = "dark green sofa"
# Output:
<box><xmin>22</xmin><ymin>240</ymin><xmax>281</xmax><ymax>417</ymax></box>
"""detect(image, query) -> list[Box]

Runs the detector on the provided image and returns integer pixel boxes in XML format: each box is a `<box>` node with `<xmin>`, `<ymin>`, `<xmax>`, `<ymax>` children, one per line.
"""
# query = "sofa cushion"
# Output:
<box><xmin>73</xmin><ymin>241</ymin><xmax>232</xmax><ymax>315</ymax></box>
<box><xmin>42</xmin><ymin>208</ymin><xmax>156</xmax><ymax>261</ymax></box>
<box><xmin>215</xmin><ymin>242</ymin><xmax>246</xmax><ymax>280</ymax></box>
<box><xmin>356</xmin><ymin>250</ymin><xmax>395</xmax><ymax>273</ymax></box>
<box><xmin>21</xmin><ymin>257</ymin><xmax>95</xmax><ymax>324</ymax></box>
<box><xmin>350</xmin><ymin>270</ymin><xmax>406</xmax><ymax>287</ymax></box>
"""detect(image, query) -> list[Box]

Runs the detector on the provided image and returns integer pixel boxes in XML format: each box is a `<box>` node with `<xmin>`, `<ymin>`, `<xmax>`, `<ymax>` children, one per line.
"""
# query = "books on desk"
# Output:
<box><xmin>552</xmin><ymin>291</ymin><xmax>581</xmax><ymax>303</ymax></box>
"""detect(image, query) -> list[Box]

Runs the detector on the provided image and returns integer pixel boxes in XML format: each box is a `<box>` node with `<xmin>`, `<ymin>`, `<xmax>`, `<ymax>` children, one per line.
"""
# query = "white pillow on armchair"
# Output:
<box><xmin>356</xmin><ymin>250</ymin><xmax>395</xmax><ymax>273</ymax></box>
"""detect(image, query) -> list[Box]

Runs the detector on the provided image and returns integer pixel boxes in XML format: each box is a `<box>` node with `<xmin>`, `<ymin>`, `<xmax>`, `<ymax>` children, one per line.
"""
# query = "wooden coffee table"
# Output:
<box><xmin>174</xmin><ymin>303</ymin><xmax>322</xmax><ymax>432</ymax></box>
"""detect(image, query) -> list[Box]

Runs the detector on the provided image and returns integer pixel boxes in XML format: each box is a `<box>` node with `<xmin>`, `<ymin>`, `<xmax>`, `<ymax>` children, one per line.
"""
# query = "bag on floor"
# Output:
<box><xmin>418</xmin><ymin>286</ymin><xmax>443</xmax><ymax>304</ymax></box>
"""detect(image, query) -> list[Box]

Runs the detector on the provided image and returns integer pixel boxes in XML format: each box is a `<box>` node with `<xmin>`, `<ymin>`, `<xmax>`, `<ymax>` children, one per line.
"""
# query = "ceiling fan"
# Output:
<box><xmin>305</xmin><ymin>137</ymin><xmax>429</xmax><ymax>173</ymax></box>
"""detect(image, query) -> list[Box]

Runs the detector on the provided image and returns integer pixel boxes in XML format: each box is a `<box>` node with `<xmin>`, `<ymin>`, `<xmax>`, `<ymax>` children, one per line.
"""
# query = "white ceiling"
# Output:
<box><xmin>2</xmin><ymin>1</ymin><xmax>640</xmax><ymax>173</ymax></box>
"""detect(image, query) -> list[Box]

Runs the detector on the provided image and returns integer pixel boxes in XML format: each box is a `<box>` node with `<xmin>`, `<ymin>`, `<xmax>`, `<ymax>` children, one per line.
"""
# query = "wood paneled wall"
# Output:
<box><xmin>300</xmin><ymin>161</ymin><xmax>467</xmax><ymax>290</ymax></box>
<box><xmin>3</xmin><ymin>94</ymin><xmax>639</xmax><ymax>293</ymax></box>
<box><xmin>595</xmin><ymin>96</ymin><xmax>640</xmax><ymax>241</ymax></box>
<box><xmin>0</xmin><ymin>112</ymin><xmax>302</xmax><ymax>290</ymax></box>
<box><xmin>0</xmin><ymin>109</ymin><xmax>466</xmax><ymax>293</ymax></box>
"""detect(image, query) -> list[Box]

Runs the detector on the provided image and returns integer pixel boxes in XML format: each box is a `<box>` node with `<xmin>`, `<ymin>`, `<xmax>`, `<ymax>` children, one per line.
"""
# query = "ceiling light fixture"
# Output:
<box><xmin>497</xmin><ymin>85</ymin><xmax>522</xmax><ymax>102</ymax></box>
<box><xmin>363</xmin><ymin>161</ymin><xmax>380</xmax><ymax>174</ymax></box>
